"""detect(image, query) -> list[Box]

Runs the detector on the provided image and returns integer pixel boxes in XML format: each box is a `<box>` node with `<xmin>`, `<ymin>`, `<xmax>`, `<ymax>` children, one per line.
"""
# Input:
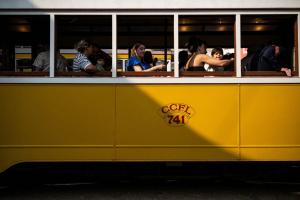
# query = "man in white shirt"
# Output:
<box><xmin>33</xmin><ymin>51</ymin><xmax>68</xmax><ymax>72</ymax></box>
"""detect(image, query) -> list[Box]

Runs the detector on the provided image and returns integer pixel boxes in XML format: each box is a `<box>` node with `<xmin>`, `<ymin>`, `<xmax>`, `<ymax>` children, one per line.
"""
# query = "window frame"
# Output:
<box><xmin>0</xmin><ymin>10</ymin><xmax>299</xmax><ymax>83</ymax></box>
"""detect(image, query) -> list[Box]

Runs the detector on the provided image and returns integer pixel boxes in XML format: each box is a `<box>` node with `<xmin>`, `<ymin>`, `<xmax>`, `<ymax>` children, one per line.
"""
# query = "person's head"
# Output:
<box><xmin>271</xmin><ymin>44</ymin><xmax>287</xmax><ymax>66</ymax></box>
<box><xmin>272</xmin><ymin>45</ymin><xmax>285</xmax><ymax>57</ymax></box>
<box><xmin>179</xmin><ymin>50</ymin><xmax>188</xmax><ymax>60</ymax></box>
<box><xmin>144</xmin><ymin>51</ymin><xmax>153</xmax><ymax>64</ymax></box>
<box><xmin>76</xmin><ymin>40</ymin><xmax>94</xmax><ymax>56</ymax></box>
<box><xmin>131</xmin><ymin>42</ymin><xmax>146</xmax><ymax>59</ymax></box>
<box><xmin>92</xmin><ymin>43</ymin><xmax>100</xmax><ymax>56</ymax></box>
<box><xmin>274</xmin><ymin>45</ymin><xmax>281</xmax><ymax>57</ymax></box>
<box><xmin>36</xmin><ymin>43</ymin><xmax>49</xmax><ymax>52</ymax></box>
<box><xmin>178</xmin><ymin>50</ymin><xmax>188</xmax><ymax>69</ymax></box>
<box><xmin>267</xmin><ymin>40</ymin><xmax>285</xmax><ymax>58</ymax></box>
<box><xmin>185</xmin><ymin>37</ymin><xmax>207</xmax><ymax>54</ymax></box>
<box><xmin>211</xmin><ymin>47</ymin><xmax>224</xmax><ymax>60</ymax></box>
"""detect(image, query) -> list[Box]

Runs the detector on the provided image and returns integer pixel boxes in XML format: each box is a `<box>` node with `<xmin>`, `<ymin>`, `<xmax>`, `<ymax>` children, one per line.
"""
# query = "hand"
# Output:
<box><xmin>153</xmin><ymin>64</ymin><xmax>165</xmax><ymax>71</ymax></box>
<box><xmin>281</xmin><ymin>67</ymin><xmax>292</xmax><ymax>77</ymax></box>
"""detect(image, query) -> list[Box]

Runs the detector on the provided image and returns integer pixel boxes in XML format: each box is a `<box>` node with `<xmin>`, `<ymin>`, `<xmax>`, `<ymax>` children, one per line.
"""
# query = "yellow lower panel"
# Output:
<box><xmin>116</xmin><ymin>147</ymin><xmax>239</xmax><ymax>161</ymax></box>
<box><xmin>0</xmin><ymin>147</ymin><xmax>114</xmax><ymax>173</ymax></box>
<box><xmin>116</xmin><ymin>85</ymin><xmax>239</xmax><ymax>160</ymax></box>
<box><xmin>116</xmin><ymin>84</ymin><xmax>238</xmax><ymax>152</ymax></box>
<box><xmin>0</xmin><ymin>84</ymin><xmax>115</xmax><ymax>146</ymax></box>
<box><xmin>240</xmin><ymin>84</ymin><xmax>300</xmax><ymax>146</ymax></box>
<box><xmin>240</xmin><ymin>148</ymin><xmax>300</xmax><ymax>161</ymax></box>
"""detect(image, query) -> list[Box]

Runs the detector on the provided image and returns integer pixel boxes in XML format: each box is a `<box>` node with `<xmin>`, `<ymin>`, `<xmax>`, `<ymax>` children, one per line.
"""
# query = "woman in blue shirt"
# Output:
<box><xmin>126</xmin><ymin>42</ymin><xmax>165</xmax><ymax>71</ymax></box>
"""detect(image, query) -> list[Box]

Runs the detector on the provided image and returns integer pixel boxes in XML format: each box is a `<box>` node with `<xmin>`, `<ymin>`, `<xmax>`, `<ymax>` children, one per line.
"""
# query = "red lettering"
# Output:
<box><xmin>179</xmin><ymin>104</ymin><xmax>185</xmax><ymax>111</ymax></box>
<box><xmin>168</xmin><ymin>115</ymin><xmax>174</xmax><ymax>124</ymax></box>
<box><xmin>161</xmin><ymin>106</ymin><xmax>169</xmax><ymax>113</ymax></box>
<box><xmin>185</xmin><ymin>106</ymin><xmax>191</xmax><ymax>115</ymax></box>
<box><xmin>173</xmin><ymin>115</ymin><xmax>180</xmax><ymax>124</ymax></box>
<box><xmin>170</xmin><ymin>104</ymin><xmax>178</xmax><ymax>111</ymax></box>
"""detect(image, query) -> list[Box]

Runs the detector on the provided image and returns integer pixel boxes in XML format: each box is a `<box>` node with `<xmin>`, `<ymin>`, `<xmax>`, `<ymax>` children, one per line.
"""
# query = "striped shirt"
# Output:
<box><xmin>72</xmin><ymin>53</ymin><xmax>91</xmax><ymax>72</ymax></box>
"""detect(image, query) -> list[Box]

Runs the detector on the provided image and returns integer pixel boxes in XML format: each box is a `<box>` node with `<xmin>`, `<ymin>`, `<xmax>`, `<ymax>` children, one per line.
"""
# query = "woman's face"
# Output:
<box><xmin>136</xmin><ymin>45</ymin><xmax>146</xmax><ymax>58</ymax></box>
<box><xmin>213</xmin><ymin>52</ymin><xmax>223</xmax><ymax>60</ymax></box>
<box><xmin>199</xmin><ymin>44</ymin><xmax>207</xmax><ymax>54</ymax></box>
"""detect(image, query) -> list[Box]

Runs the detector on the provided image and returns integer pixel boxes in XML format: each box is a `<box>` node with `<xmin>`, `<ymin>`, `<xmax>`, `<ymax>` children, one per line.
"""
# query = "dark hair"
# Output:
<box><xmin>76</xmin><ymin>39</ymin><xmax>93</xmax><ymax>53</ymax></box>
<box><xmin>211</xmin><ymin>47</ymin><xmax>223</xmax><ymax>56</ymax></box>
<box><xmin>179</xmin><ymin>50</ymin><xmax>188</xmax><ymax>69</ymax></box>
<box><xmin>185</xmin><ymin>37</ymin><xmax>206</xmax><ymax>53</ymax></box>
<box><xmin>144</xmin><ymin>51</ymin><xmax>153</xmax><ymax>64</ymax></box>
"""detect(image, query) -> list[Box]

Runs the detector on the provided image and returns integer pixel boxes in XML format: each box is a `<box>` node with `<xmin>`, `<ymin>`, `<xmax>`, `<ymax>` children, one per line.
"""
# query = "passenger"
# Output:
<box><xmin>241</xmin><ymin>46</ymin><xmax>258</xmax><ymax>71</ymax></box>
<box><xmin>89</xmin><ymin>44</ymin><xmax>112</xmax><ymax>71</ymax></box>
<box><xmin>33</xmin><ymin>49</ymin><xmax>68</xmax><ymax>72</ymax></box>
<box><xmin>72</xmin><ymin>40</ymin><xmax>97</xmax><ymax>73</ymax></box>
<box><xmin>257</xmin><ymin>44</ymin><xmax>291</xmax><ymax>76</ymax></box>
<box><xmin>144</xmin><ymin>51</ymin><xmax>154</xmax><ymax>67</ymax></box>
<box><xmin>222</xmin><ymin>52</ymin><xmax>235</xmax><ymax>71</ymax></box>
<box><xmin>184</xmin><ymin>37</ymin><xmax>234</xmax><ymax>71</ymax></box>
<box><xmin>179</xmin><ymin>50</ymin><xmax>188</xmax><ymax>71</ymax></box>
<box><xmin>126</xmin><ymin>42</ymin><xmax>165</xmax><ymax>72</ymax></box>
<box><xmin>205</xmin><ymin>47</ymin><xmax>224</xmax><ymax>72</ymax></box>
<box><xmin>153</xmin><ymin>57</ymin><xmax>158</xmax><ymax>67</ymax></box>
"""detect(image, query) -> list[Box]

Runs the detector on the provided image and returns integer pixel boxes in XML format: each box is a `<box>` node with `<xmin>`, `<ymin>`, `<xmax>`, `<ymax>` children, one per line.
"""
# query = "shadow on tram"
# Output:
<box><xmin>1</xmin><ymin>83</ymin><xmax>300</xmax><ymax>187</ymax></box>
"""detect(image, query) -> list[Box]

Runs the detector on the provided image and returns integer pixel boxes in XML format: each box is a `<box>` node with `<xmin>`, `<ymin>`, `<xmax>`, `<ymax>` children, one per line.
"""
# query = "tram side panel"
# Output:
<box><xmin>0</xmin><ymin>84</ymin><xmax>115</xmax><ymax>172</ymax></box>
<box><xmin>115</xmin><ymin>84</ymin><xmax>239</xmax><ymax>161</ymax></box>
<box><xmin>240</xmin><ymin>84</ymin><xmax>300</xmax><ymax>161</ymax></box>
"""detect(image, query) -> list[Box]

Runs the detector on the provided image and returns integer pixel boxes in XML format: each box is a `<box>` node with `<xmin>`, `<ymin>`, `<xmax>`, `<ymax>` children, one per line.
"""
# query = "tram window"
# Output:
<box><xmin>241</xmin><ymin>15</ymin><xmax>298</xmax><ymax>76</ymax></box>
<box><xmin>179</xmin><ymin>15</ymin><xmax>235</xmax><ymax>77</ymax></box>
<box><xmin>117</xmin><ymin>15</ymin><xmax>174</xmax><ymax>77</ymax></box>
<box><xmin>55</xmin><ymin>15</ymin><xmax>112</xmax><ymax>77</ymax></box>
<box><xmin>0</xmin><ymin>15</ymin><xmax>50</xmax><ymax>76</ymax></box>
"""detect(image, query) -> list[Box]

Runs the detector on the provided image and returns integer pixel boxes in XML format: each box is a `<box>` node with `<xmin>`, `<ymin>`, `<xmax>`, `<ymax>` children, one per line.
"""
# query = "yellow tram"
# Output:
<box><xmin>0</xmin><ymin>0</ymin><xmax>300</xmax><ymax>173</ymax></box>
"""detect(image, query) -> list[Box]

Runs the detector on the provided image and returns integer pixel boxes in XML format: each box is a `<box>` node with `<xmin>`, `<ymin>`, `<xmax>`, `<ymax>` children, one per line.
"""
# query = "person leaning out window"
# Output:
<box><xmin>184</xmin><ymin>37</ymin><xmax>234</xmax><ymax>71</ymax></box>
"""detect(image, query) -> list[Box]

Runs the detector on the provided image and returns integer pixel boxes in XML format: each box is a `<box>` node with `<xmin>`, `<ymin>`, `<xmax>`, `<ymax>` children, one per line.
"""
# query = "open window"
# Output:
<box><xmin>241</xmin><ymin>15</ymin><xmax>298</xmax><ymax>76</ymax></box>
<box><xmin>0</xmin><ymin>15</ymin><xmax>50</xmax><ymax>76</ymax></box>
<box><xmin>55</xmin><ymin>15</ymin><xmax>112</xmax><ymax>77</ymax></box>
<box><xmin>179</xmin><ymin>15</ymin><xmax>235</xmax><ymax>77</ymax></box>
<box><xmin>117</xmin><ymin>15</ymin><xmax>174</xmax><ymax>77</ymax></box>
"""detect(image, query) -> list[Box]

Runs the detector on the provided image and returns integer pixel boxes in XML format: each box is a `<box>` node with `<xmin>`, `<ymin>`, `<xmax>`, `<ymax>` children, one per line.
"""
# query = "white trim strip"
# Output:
<box><xmin>174</xmin><ymin>14</ymin><xmax>179</xmax><ymax>78</ymax></box>
<box><xmin>49</xmin><ymin>14</ymin><xmax>55</xmax><ymax>78</ymax></box>
<box><xmin>1</xmin><ymin>77</ymin><xmax>300</xmax><ymax>84</ymax></box>
<box><xmin>112</xmin><ymin>14</ymin><xmax>117</xmax><ymax>78</ymax></box>
<box><xmin>235</xmin><ymin>14</ymin><xmax>241</xmax><ymax>78</ymax></box>
<box><xmin>0</xmin><ymin>0</ymin><xmax>299</xmax><ymax>9</ymax></box>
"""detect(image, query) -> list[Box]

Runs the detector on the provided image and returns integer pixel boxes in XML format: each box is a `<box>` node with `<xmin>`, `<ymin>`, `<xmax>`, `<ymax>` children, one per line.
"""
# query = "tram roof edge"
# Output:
<box><xmin>0</xmin><ymin>0</ymin><xmax>300</xmax><ymax>10</ymax></box>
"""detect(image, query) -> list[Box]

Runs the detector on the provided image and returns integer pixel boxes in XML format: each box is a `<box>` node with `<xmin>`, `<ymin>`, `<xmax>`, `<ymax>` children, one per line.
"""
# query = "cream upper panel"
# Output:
<box><xmin>0</xmin><ymin>0</ymin><xmax>300</xmax><ymax>9</ymax></box>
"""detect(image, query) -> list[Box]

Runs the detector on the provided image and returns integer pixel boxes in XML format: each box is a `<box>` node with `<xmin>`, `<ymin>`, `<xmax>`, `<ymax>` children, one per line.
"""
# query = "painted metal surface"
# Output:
<box><xmin>0</xmin><ymin>0</ymin><xmax>300</xmax><ymax>9</ymax></box>
<box><xmin>0</xmin><ymin>84</ymin><xmax>299</xmax><ymax>172</ymax></box>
